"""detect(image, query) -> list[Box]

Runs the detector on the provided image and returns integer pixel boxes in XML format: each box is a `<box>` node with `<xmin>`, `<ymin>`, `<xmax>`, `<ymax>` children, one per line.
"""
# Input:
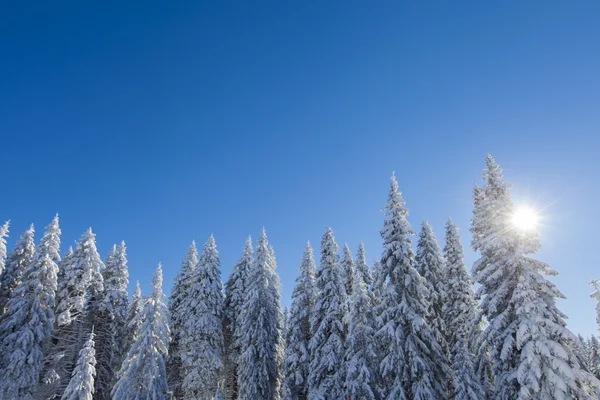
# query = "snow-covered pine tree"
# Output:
<box><xmin>355</xmin><ymin>242</ymin><xmax>372</xmax><ymax>289</ymax></box>
<box><xmin>112</xmin><ymin>264</ymin><xmax>170</xmax><ymax>400</ymax></box>
<box><xmin>181</xmin><ymin>235</ymin><xmax>224</xmax><ymax>400</ymax></box>
<box><xmin>590</xmin><ymin>335</ymin><xmax>600</xmax><ymax>380</ymax></box>
<box><xmin>375</xmin><ymin>173</ymin><xmax>448</xmax><ymax>399</ymax></box>
<box><xmin>282</xmin><ymin>306</ymin><xmax>290</xmax><ymax>346</ymax></box>
<box><xmin>90</xmin><ymin>241</ymin><xmax>129</xmax><ymax>399</ymax></box>
<box><xmin>0</xmin><ymin>216</ymin><xmax>60</xmax><ymax>399</ymax></box>
<box><xmin>223</xmin><ymin>237</ymin><xmax>253</xmax><ymax>400</ymax></box>
<box><xmin>307</xmin><ymin>227</ymin><xmax>347</xmax><ymax>400</ymax></box>
<box><xmin>167</xmin><ymin>240</ymin><xmax>198</xmax><ymax>399</ymax></box>
<box><xmin>0</xmin><ymin>221</ymin><xmax>9</xmax><ymax>277</ymax></box>
<box><xmin>238</xmin><ymin>229</ymin><xmax>283</xmax><ymax>400</ymax></box>
<box><xmin>416</xmin><ymin>221</ymin><xmax>448</xmax><ymax>355</ymax></box>
<box><xmin>340</xmin><ymin>243</ymin><xmax>355</xmax><ymax>297</ymax></box>
<box><xmin>345</xmin><ymin>256</ymin><xmax>377</xmax><ymax>400</ymax></box>
<box><xmin>268</xmin><ymin>243</ymin><xmax>286</xmax><ymax>398</ymax></box>
<box><xmin>124</xmin><ymin>281</ymin><xmax>143</xmax><ymax>351</ymax></box>
<box><xmin>472</xmin><ymin>154</ymin><xmax>598</xmax><ymax>399</ymax></box>
<box><xmin>588</xmin><ymin>335</ymin><xmax>600</xmax><ymax>380</ymax></box>
<box><xmin>40</xmin><ymin>227</ymin><xmax>104</xmax><ymax>398</ymax></box>
<box><xmin>575</xmin><ymin>334</ymin><xmax>593</xmax><ymax>374</ymax></box>
<box><xmin>281</xmin><ymin>242</ymin><xmax>317</xmax><ymax>400</ymax></box>
<box><xmin>62</xmin><ymin>329</ymin><xmax>96</xmax><ymax>400</ymax></box>
<box><xmin>442</xmin><ymin>218</ymin><xmax>484</xmax><ymax>399</ymax></box>
<box><xmin>371</xmin><ymin>258</ymin><xmax>386</xmax><ymax>301</ymax></box>
<box><xmin>0</xmin><ymin>224</ymin><xmax>35</xmax><ymax>315</ymax></box>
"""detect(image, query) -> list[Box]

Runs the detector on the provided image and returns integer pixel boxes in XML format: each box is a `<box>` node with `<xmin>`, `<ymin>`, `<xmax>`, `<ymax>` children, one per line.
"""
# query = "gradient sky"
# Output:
<box><xmin>2</xmin><ymin>1</ymin><xmax>599</xmax><ymax>336</ymax></box>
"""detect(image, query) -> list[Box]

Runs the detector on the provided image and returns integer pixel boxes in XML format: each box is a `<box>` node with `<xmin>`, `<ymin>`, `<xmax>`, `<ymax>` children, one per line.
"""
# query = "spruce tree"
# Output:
<box><xmin>416</xmin><ymin>221</ymin><xmax>448</xmax><ymax>355</ymax></box>
<box><xmin>340</xmin><ymin>243</ymin><xmax>355</xmax><ymax>297</ymax></box>
<box><xmin>0</xmin><ymin>224</ymin><xmax>35</xmax><ymax>314</ymax></box>
<box><xmin>442</xmin><ymin>218</ymin><xmax>484</xmax><ymax>399</ymax></box>
<box><xmin>238</xmin><ymin>229</ymin><xmax>283</xmax><ymax>400</ymax></box>
<box><xmin>472</xmin><ymin>155</ymin><xmax>598</xmax><ymax>398</ymax></box>
<box><xmin>112</xmin><ymin>264</ymin><xmax>170</xmax><ymax>400</ymax></box>
<box><xmin>307</xmin><ymin>227</ymin><xmax>347</xmax><ymax>400</ymax></box>
<box><xmin>223</xmin><ymin>237</ymin><xmax>253</xmax><ymax>400</ymax></box>
<box><xmin>375</xmin><ymin>173</ymin><xmax>448</xmax><ymax>399</ymax></box>
<box><xmin>355</xmin><ymin>242</ymin><xmax>372</xmax><ymax>288</ymax></box>
<box><xmin>0</xmin><ymin>216</ymin><xmax>60</xmax><ymax>399</ymax></box>
<box><xmin>41</xmin><ymin>227</ymin><xmax>104</xmax><ymax>398</ymax></box>
<box><xmin>281</xmin><ymin>242</ymin><xmax>316</xmax><ymax>400</ymax></box>
<box><xmin>345</xmin><ymin>259</ymin><xmax>377</xmax><ymax>400</ymax></box>
<box><xmin>575</xmin><ymin>334</ymin><xmax>594</xmax><ymax>375</ymax></box>
<box><xmin>0</xmin><ymin>221</ymin><xmax>9</xmax><ymax>277</ymax></box>
<box><xmin>167</xmin><ymin>240</ymin><xmax>198</xmax><ymax>399</ymax></box>
<box><xmin>181</xmin><ymin>235</ymin><xmax>224</xmax><ymax>400</ymax></box>
<box><xmin>62</xmin><ymin>329</ymin><xmax>96</xmax><ymax>400</ymax></box>
<box><xmin>125</xmin><ymin>281</ymin><xmax>143</xmax><ymax>351</ymax></box>
<box><xmin>590</xmin><ymin>335</ymin><xmax>600</xmax><ymax>380</ymax></box>
<box><xmin>91</xmin><ymin>242</ymin><xmax>129</xmax><ymax>399</ymax></box>
<box><xmin>282</xmin><ymin>306</ymin><xmax>290</xmax><ymax>346</ymax></box>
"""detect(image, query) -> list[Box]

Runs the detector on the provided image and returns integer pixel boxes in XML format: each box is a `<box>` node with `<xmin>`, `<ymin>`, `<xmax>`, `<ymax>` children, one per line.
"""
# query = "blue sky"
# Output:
<box><xmin>1</xmin><ymin>1</ymin><xmax>599</xmax><ymax>335</ymax></box>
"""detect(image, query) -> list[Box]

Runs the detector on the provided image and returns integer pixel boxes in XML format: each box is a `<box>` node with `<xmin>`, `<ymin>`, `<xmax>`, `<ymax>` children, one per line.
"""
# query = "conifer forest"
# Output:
<box><xmin>0</xmin><ymin>155</ymin><xmax>599</xmax><ymax>400</ymax></box>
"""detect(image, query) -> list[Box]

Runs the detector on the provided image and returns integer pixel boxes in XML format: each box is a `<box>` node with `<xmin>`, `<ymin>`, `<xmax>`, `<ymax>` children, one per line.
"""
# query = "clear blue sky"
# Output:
<box><xmin>2</xmin><ymin>1</ymin><xmax>599</xmax><ymax>336</ymax></box>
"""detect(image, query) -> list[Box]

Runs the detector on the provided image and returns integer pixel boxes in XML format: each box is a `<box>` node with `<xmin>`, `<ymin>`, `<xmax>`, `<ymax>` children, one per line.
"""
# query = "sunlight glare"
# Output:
<box><xmin>511</xmin><ymin>206</ymin><xmax>539</xmax><ymax>231</ymax></box>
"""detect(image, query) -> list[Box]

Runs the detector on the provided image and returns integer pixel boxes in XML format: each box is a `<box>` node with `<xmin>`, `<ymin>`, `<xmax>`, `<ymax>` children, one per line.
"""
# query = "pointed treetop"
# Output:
<box><xmin>355</xmin><ymin>241</ymin><xmax>372</xmax><ymax>288</ymax></box>
<box><xmin>37</xmin><ymin>214</ymin><xmax>62</xmax><ymax>262</ymax></box>
<box><xmin>152</xmin><ymin>264</ymin><xmax>163</xmax><ymax>292</ymax></box>
<box><xmin>186</xmin><ymin>240</ymin><xmax>198</xmax><ymax>260</ymax></box>
<box><xmin>343</xmin><ymin>243</ymin><xmax>353</xmax><ymax>256</ymax></box>
<box><xmin>482</xmin><ymin>154</ymin><xmax>512</xmax><ymax>191</ymax></box>
<box><xmin>207</xmin><ymin>234</ymin><xmax>216</xmax><ymax>245</ymax></box>
<box><xmin>384</xmin><ymin>172</ymin><xmax>407</xmax><ymax>216</ymax></box>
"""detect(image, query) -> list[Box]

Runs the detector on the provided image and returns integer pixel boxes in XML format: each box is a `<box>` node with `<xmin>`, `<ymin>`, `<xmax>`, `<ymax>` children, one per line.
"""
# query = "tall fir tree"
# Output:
<box><xmin>0</xmin><ymin>216</ymin><xmax>60</xmax><ymax>399</ymax></box>
<box><xmin>281</xmin><ymin>242</ymin><xmax>317</xmax><ymax>400</ymax></box>
<box><xmin>181</xmin><ymin>235</ymin><xmax>224</xmax><ymax>400</ymax></box>
<box><xmin>472</xmin><ymin>154</ymin><xmax>598</xmax><ymax>399</ymax></box>
<box><xmin>167</xmin><ymin>240</ymin><xmax>198</xmax><ymax>399</ymax></box>
<box><xmin>416</xmin><ymin>221</ymin><xmax>448</xmax><ymax>356</ymax></box>
<box><xmin>91</xmin><ymin>242</ymin><xmax>129</xmax><ymax>399</ymax></box>
<box><xmin>340</xmin><ymin>243</ymin><xmax>355</xmax><ymax>298</ymax></box>
<box><xmin>238</xmin><ymin>229</ymin><xmax>283</xmax><ymax>400</ymax></box>
<box><xmin>125</xmin><ymin>281</ymin><xmax>143</xmax><ymax>351</ymax></box>
<box><xmin>575</xmin><ymin>334</ymin><xmax>597</xmax><ymax>376</ymax></box>
<box><xmin>375</xmin><ymin>173</ymin><xmax>448</xmax><ymax>399</ymax></box>
<box><xmin>307</xmin><ymin>227</ymin><xmax>347</xmax><ymax>400</ymax></box>
<box><xmin>355</xmin><ymin>242</ymin><xmax>372</xmax><ymax>289</ymax></box>
<box><xmin>468</xmin><ymin>184</ymin><xmax>495</xmax><ymax>397</ymax></box>
<box><xmin>112</xmin><ymin>264</ymin><xmax>170</xmax><ymax>400</ymax></box>
<box><xmin>345</xmin><ymin>257</ymin><xmax>378</xmax><ymax>400</ymax></box>
<box><xmin>62</xmin><ymin>329</ymin><xmax>96</xmax><ymax>400</ymax></box>
<box><xmin>0</xmin><ymin>224</ymin><xmax>35</xmax><ymax>315</ymax></box>
<box><xmin>0</xmin><ymin>221</ymin><xmax>9</xmax><ymax>277</ymax></box>
<box><xmin>40</xmin><ymin>227</ymin><xmax>104</xmax><ymax>398</ymax></box>
<box><xmin>442</xmin><ymin>218</ymin><xmax>484</xmax><ymax>400</ymax></box>
<box><xmin>223</xmin><ymin>237</ymin><xmax>253</xmax><ymax>400</ymax></box>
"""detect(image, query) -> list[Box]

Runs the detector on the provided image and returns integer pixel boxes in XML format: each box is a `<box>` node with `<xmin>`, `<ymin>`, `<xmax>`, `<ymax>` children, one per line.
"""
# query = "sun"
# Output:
<box><xmin>511</xmin><ymin>206</ymin><xmax>539</xmax><ymax>231</ymax></box>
